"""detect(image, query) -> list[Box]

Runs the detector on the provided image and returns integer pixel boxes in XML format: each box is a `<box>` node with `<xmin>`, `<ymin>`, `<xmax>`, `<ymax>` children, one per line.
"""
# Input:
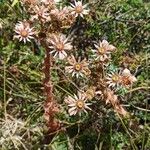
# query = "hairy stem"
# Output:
<box><xmin>42</xmin><ymin>41</ymin><xmax>60</xmax><ymax>136</ymax></box>
<box><xmin>43</xmin><ymin>45</ymin><xmax>52</xmax><ymax>102</ymax></box>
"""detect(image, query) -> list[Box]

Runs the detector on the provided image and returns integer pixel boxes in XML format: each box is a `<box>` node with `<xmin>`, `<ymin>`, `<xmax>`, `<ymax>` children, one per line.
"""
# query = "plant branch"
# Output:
<box><xmin>127</xmin><ymin>86</ymin><xmax>150</xmax><ymax>93</ymax></box>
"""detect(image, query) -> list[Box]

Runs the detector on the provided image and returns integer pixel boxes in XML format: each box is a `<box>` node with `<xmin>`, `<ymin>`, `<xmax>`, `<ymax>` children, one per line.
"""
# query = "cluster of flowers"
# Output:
<box><xmin>14</xmin><ymin>0</ymin><xmax>89</xmax><ymax>42</ymax></box>
<box><xmin>14</xmin><ymin>0</ymin><xmax>137</xmax><ymax>117</ymax></box>
<box><xmin>64</xmin><ymin>40</ymin><xmax>137</xmax><ymax>116</ymax></box>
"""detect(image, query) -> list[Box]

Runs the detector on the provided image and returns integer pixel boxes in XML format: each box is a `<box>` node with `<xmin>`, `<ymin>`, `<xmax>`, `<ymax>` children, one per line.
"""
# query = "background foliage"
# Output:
<box><xmin>0</xmin><ymin>0</ymin><xmax>150</xmax><ymax>149</ymax></box>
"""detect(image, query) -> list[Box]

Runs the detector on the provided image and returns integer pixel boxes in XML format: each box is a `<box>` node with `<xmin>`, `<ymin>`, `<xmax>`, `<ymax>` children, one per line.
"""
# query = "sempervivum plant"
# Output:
<box><xmin>13</xmin><ymin>0</ymin><xmax>138</xmax><ymax>144</ymax></box>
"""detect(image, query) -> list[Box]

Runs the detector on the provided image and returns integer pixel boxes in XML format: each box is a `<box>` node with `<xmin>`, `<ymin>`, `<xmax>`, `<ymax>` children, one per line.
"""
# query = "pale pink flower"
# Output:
<box><xmin>49</xmin><ymin>34</ymin><xmax>72</xmax><ymax>60</ymax></box>
<box><xmin>65</xmin><ymin>55</ymin><xmax>91</xmax><ymax>78</ymax></box>
<box><xmin>31</xmin><ymin>5</ymin><xmax>50</xmax><ymax>22</ymax></box>
<box><xmin>70</xmin><ymin>0</ymin><xmax>89</xmax><ymax>18</ymax></box>
<box><xmin>93</xmin><ymin>40</ymin><xmax>116</xmax><ymax>61</ymax></box>
<box><xmin>120</xmin><ymin>68</ymin><xmax>137</xmax><ymax>87</ymax></box>
<box><xmin>106</xmin><ymin>72</ymin><xmax>121</xmax><ymax>89</ymax></box>
<box><xmin>14</xmin><ymin>21</ymin><xmax>35</xmax><ymax>43</ymax></box>
<box><xmin>64</xmin><ymin>92</ymin><xmax>91</xmax><ymax>116</ymax></box>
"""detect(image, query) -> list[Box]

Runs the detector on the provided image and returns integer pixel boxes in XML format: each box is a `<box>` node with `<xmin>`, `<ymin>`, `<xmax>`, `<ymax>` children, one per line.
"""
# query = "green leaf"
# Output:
<box><xmin>50</xmin><ymin>133</ymin><xmax>68</xmax><ymax>150</ymax></box>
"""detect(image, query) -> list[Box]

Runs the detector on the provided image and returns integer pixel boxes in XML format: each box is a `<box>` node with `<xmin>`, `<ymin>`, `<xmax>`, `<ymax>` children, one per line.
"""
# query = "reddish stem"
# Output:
<box><xmin>42</xmin><ymin>41</ymin><xmax>60</xmax><ymax>135</ymax></box>
<box><xmin>43</xmin><ymin>46</ymin><xmax>52</xmax><ymax>101</ymax></box>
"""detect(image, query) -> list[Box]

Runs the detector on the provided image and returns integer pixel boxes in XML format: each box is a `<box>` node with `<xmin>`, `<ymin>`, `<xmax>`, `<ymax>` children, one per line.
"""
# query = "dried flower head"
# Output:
<box><xmin>49</xmin><ymin>34</ymin><xmax>72</xmax><ymax>60</ymax></box>
<box><xmin>50</xmin><ymin>7</ymin><xmax>69</xmax><ymax>21</ymax></box>
<box><xmin>120</xmin><ymin>68</ymin><xmax>137</xmax><ymax>87</ymax></box>
<box><xmin>65</xmin><ymin>92</ymin><xmax>91</xmax><ymax>116</ymax></box>
<box><xmin>31</xmin><ymin>5</ymin><xmax>50</xmax><ymax>22</ymax></box>
<box><xmin>41</xmin><ymin>0</ymin><xmax>58</xmax><ymax>10</ymax></box>
<box><xmin>93</xmin><ymin>40</ymin><xmax>116</xmax><ymax>61</ymax></box>
<box><xmin>114</xmin><ymin>104</ymin><xmax>128</xmax><ymax>117</ymax></box>
<box><xmin>65</xmin><ymin>55</ymin><xmax>91</xmax><ymax>78</ymax></box>
<box><xmin>21</xmin><ymin>0</ymin><xmax>38</xmax><ymax>5</ymax></box>
<box><xmin>14</xmin><ymin>21</ymin><xmax>35</xmax><ymax>43</ymax></box>
<box><xmin>105</xmin><ymin>89</ymin><xmax>118</xmax><ymax>105</ymax></box>
<box><xmin>105</xmin><ymin>89</ymin><xmax>127</xmax><ymax>116</ymax></box>
<box><xmin>70</xmin><ymin>0</ymin><xmax>89</xmax><ymax>18</ymax></box>
<box><xmin>85</xmin><ymin>86</ymin><xmax>96</xmax><ymax>100</ymax></box>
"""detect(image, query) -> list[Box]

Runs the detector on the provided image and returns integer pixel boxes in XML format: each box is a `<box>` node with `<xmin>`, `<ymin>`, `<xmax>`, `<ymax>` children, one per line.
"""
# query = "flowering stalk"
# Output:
<box><xmin>12</xmin><ymin>0</ymin><xmax>138</xmax><ymax>140</ymax></box>
<box><xmin>13</xmin><ymin>0</ymin><xmax>91</xmax><ymax>143</ymax></box>
<box><xmin>42</xmin><ymin>40</ymin><xmax>60</xmax><ymax>133</ymax></box>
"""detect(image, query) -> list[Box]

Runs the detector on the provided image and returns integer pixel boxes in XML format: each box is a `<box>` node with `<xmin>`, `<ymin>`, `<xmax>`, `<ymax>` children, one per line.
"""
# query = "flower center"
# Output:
<box><xmin>98</xmin><ymin>47</ymin><xmax>105</xmax><ymax>54</ymax></box>
<box><xmin>74</xmin><ymin>63</ymin><xmax>82</xmax><ymax>71</ymax></box>
<box><xmin>75</xmin><ymin>5</ymin><xmax>83</xmax><ymax>13</ymax></box>
<box><xmin>56</xmin><ymin>42</ymin><xmax>64</xmax><ymax>51</ymax></box>
<box><xmin>76</xmin><ymin>100</ymin><xmax>84</xmax><ymax>109</ymax></box>
<box><xmin>112</xmin><ymin>74</ymin><xmax>119</xmax><ymax>82</ymax></box>
<box><xmin>21</xmin><ymin>30</ymin><xmax>28</xmax><ymax>37</ymax></box>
